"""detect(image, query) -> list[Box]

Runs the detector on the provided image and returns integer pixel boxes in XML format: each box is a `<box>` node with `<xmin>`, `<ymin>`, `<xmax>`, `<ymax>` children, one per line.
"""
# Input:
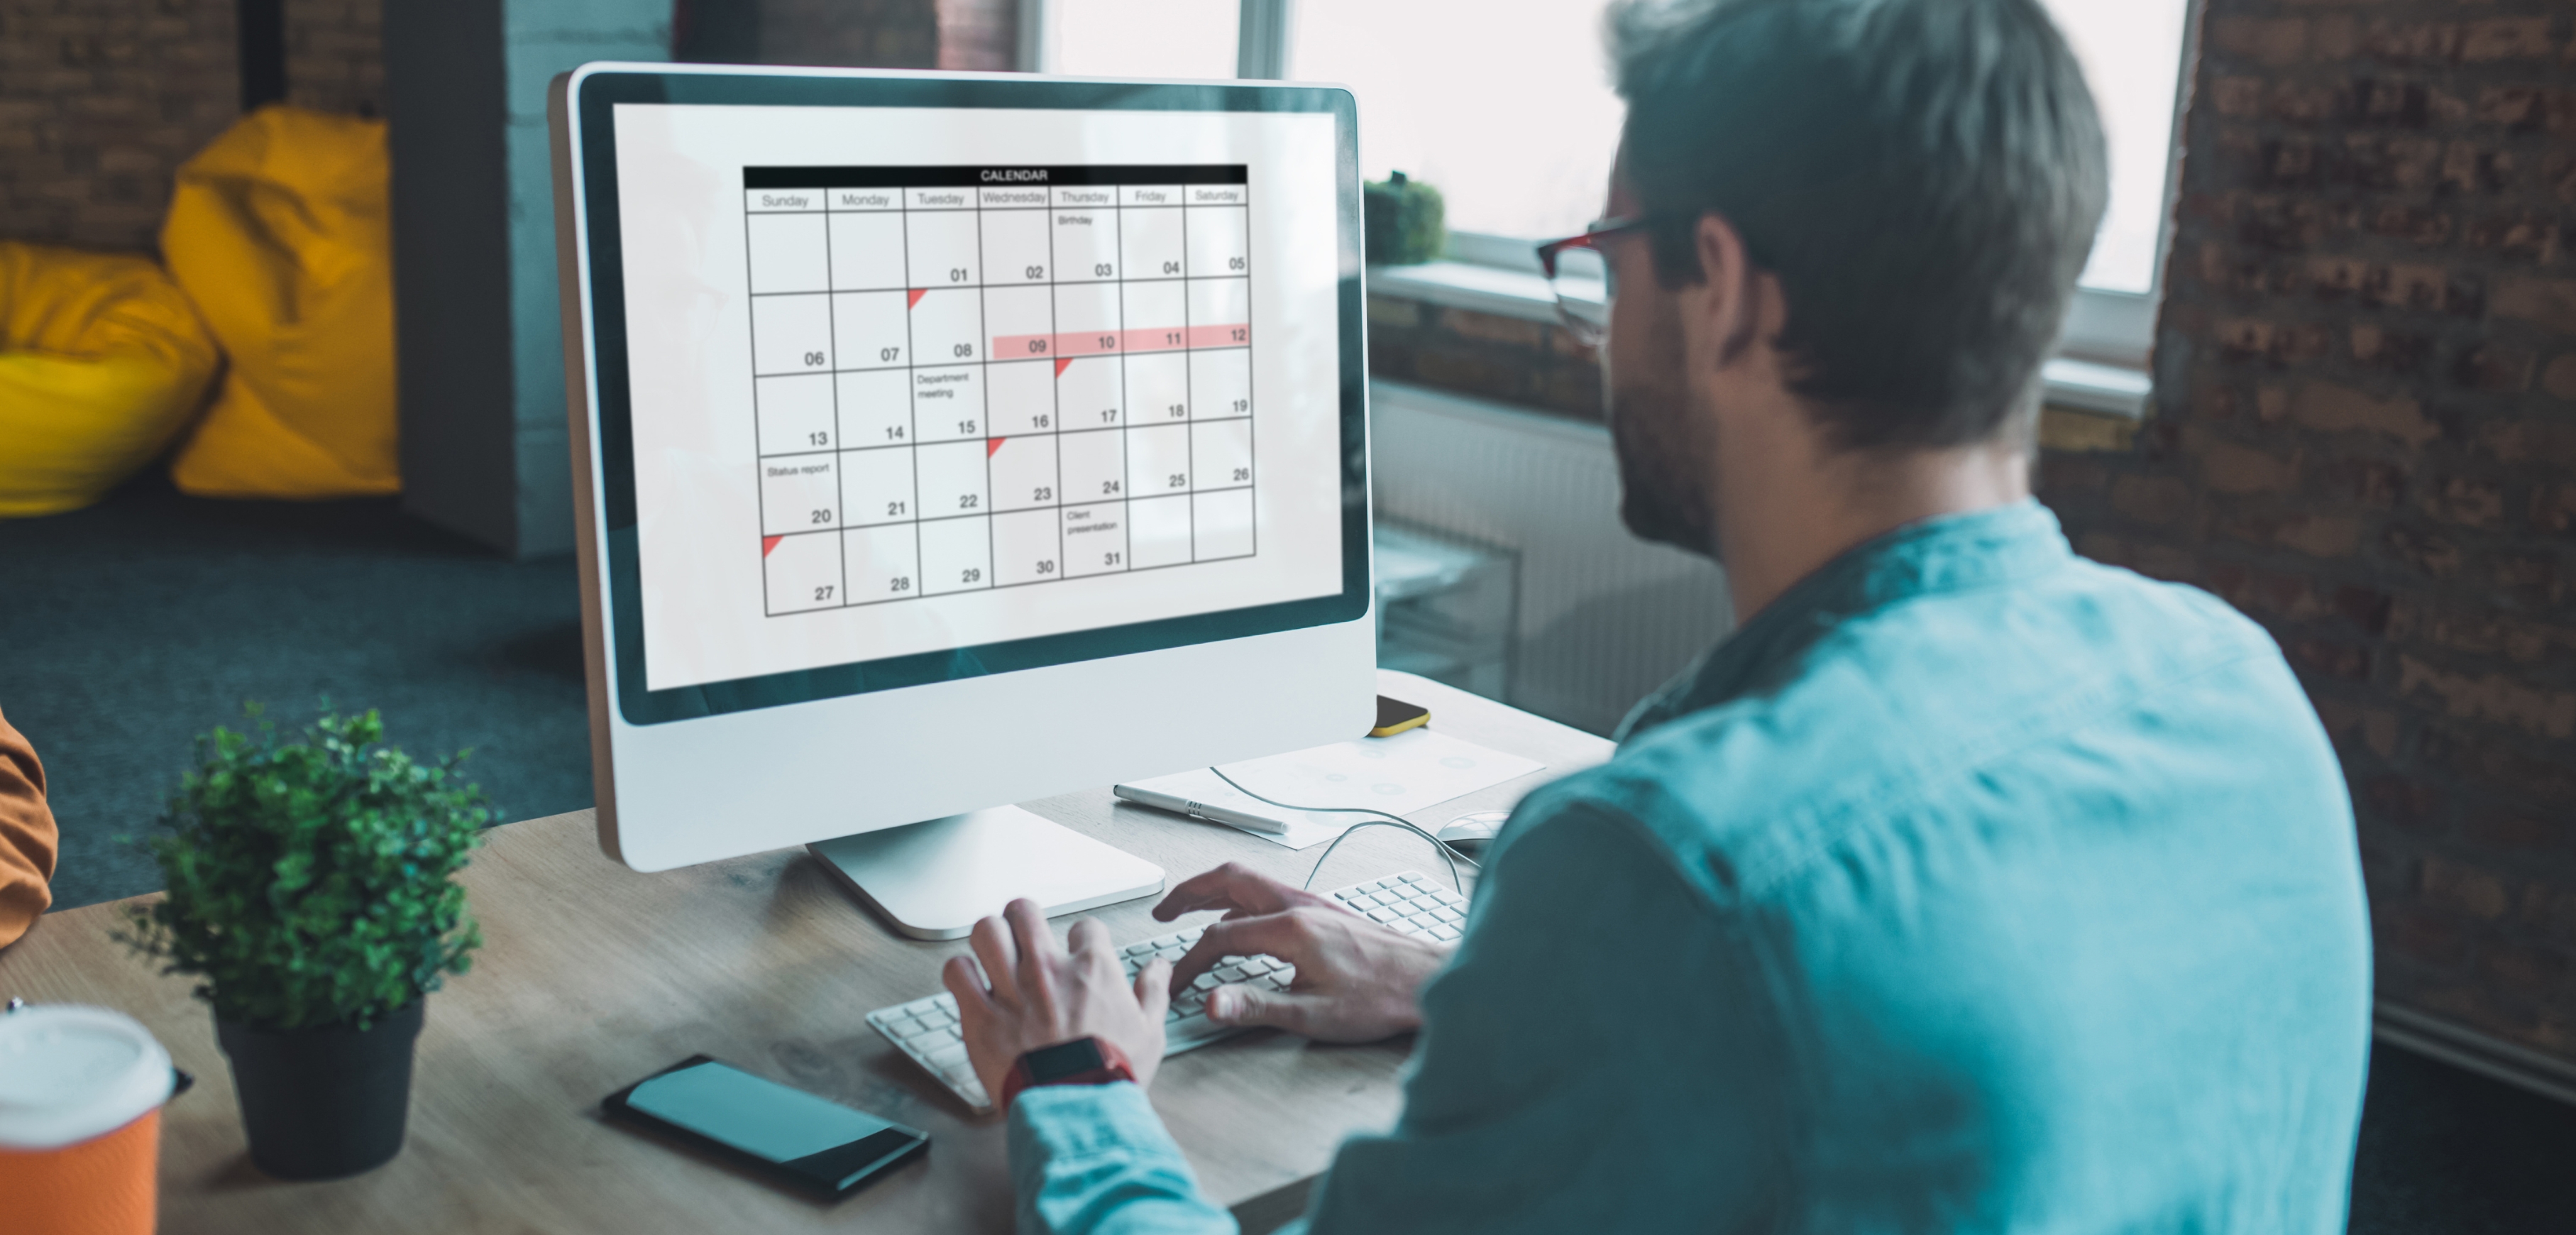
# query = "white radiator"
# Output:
<box><xmin>1370</xmin><ymin>379</ymin><xmax>1733</xmax><ymax>736</ymax></box>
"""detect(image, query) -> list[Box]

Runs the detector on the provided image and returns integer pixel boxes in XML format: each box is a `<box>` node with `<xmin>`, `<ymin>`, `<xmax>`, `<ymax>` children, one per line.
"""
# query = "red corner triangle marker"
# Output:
<box><xmin>1055</xmin><ymin>356</ymin><xmax>1074</xmax><ymax>378</ymax></box>
<box><xmin>761</xmin><ymin>535</ymin><xmax>783</xmax><ymax>558</ymax></box>
<box><xmin>907</xmin><ymin>288</ymin><xmax>928</xmax><ymax>309</ymax></box>
<box><xmin>986</xmin><ymin>437</ymin><xmax>1006</xmax><ymax>457</ymax></box>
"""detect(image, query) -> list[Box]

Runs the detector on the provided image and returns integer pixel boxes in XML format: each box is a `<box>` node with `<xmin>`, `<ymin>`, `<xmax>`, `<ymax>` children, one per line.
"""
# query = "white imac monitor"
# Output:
<box><xmin>547</xmin><ymin>65</ymin><xmax>1375</xmax><ymax>939</ymax></box>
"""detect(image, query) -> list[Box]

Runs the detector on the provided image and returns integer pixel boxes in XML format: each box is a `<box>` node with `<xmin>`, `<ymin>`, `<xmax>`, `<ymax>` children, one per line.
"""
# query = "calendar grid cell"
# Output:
<box><xmin>752</xmin><ymin>165</ymin><xmax>1255</xmax><ymax>614</ymax></box>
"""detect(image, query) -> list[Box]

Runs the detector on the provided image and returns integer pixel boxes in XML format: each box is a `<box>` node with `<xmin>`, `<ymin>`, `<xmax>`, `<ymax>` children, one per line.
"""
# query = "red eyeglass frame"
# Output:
<box><xmin>1533</xmin><ymin>214</ymin><xmax>1651</xmax><ymax>280</ymax></box>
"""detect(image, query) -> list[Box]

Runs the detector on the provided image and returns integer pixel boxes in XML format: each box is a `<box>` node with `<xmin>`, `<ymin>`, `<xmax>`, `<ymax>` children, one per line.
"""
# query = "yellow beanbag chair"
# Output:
<box><xmin>161</xmin><ymin>106</ymin><xmax>398</xmax><ymax>498</ymax></box>
<box><xmin>0</xmin><ymin>243</ymin><xmax>219</xmax><ymax>517</ymax></box>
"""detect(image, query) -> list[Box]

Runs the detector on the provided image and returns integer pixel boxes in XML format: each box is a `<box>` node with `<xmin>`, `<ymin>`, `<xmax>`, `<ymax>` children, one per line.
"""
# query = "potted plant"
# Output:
<box><xmin>119</xmin><ymin>705</ymin><xmax>492</xmax><ymax>1180</ymax></box>
<box><xmin>1363</xmin><ymin>170</ymin><xmax>1446</xmax><ymax>265</ymax></box>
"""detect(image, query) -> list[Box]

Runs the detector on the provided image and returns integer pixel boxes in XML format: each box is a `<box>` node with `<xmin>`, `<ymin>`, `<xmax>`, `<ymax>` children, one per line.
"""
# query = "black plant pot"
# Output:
<box><xmin>216</xmin><ymin>999</ymin><xmax>424</xmax><ymax>1180</ymax></box>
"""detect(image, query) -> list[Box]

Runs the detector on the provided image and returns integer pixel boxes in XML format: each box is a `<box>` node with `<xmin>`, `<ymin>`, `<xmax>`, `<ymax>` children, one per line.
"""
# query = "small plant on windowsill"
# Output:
<box><xmin>118</xmin><ymin>704</ymin><xmax>492</xmax><ymax>1180</ymax></box>
<box><xmin>1364</xmin><ymin>170</ymin><xmax>1447</xmax><ymax>265</ymax></box>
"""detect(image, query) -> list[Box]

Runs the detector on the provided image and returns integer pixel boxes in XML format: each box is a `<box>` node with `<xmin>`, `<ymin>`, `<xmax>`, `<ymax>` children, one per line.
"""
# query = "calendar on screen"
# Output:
<box><xmin>606</xmin><ymin>101</ymin><xmax>1345</xmax><ymax>693</ymax></box>
<box><xmin>741</xmin><ymin>165</ymin><xmax>1258</xmax><ymax>617</ymax></box>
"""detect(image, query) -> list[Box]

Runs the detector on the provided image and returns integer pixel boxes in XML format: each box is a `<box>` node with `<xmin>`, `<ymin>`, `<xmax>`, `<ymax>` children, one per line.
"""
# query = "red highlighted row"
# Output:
<box><xmin>992</xmin><ymin>322</ymin><xmax>1250</xmax><ymax>362</ymax></box>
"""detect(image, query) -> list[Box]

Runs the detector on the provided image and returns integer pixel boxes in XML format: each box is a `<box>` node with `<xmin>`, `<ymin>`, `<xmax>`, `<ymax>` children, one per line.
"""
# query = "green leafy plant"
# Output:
<box><xmin>1363</xmin><ymin>170</ymin><xmax>1446</xmax><ymax>265</ymax></box>
<box><xmin>119</xmin><ymin>706</ymin><xmax>492</xmax><ymax>1031</ymax></box>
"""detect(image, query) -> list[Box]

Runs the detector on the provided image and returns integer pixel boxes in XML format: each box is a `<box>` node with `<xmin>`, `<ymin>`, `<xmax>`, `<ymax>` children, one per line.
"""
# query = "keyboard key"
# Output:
<box><xmin>868</xmin><ymin>872</ymin><xmax>1443</xmax><ymax>1112</ymax></box>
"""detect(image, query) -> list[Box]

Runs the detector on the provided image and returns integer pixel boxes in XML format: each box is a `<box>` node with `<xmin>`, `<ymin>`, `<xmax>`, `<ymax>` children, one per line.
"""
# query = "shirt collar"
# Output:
<box><xmin>1614</xmin><ymin>500</ymin><xmax>2074</xmax><ymax>743</ymax></box>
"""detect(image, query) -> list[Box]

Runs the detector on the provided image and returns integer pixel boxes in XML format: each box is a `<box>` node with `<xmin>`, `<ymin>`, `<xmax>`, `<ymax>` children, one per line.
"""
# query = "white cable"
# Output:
<box><xmin>1204</xmin><ymin>767</ymin><xmax>1477</xmax><ymax>894</ymax></box>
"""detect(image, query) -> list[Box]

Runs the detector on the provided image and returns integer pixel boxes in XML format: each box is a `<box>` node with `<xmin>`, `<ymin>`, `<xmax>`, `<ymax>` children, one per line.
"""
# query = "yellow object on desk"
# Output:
<box><xmin>1368</xmin><ymin>695</ymin><xmax>1431</xmax><ymax>737</ymax></box>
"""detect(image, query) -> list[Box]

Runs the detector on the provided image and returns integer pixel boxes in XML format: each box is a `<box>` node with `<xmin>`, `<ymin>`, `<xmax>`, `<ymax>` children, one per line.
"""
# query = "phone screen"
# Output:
<box><xmin>612</xmin><ymin>1058</ymin><xmax>926</xmax><ymax>1196</ymax></box>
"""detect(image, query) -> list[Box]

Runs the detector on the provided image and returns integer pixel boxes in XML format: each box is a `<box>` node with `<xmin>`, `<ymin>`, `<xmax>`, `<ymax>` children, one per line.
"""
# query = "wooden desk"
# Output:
<box><xmin>0</xmin><ymin>671</ymin><xmax>1612</xmax><ymax>1233</ymax></box>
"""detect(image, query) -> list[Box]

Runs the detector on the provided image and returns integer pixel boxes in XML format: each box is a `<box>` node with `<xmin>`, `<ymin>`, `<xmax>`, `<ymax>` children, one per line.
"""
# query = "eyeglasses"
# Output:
<box><xmin>1534</xmin><ymin>216</ymin><xmax>1650</xmax><ymax>348</ymax></box>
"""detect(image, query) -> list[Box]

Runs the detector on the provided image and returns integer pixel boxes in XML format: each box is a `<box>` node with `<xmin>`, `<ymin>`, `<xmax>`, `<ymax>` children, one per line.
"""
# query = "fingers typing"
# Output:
<box><xmin>968</xmin><ymin>914</ymin><xmax>1020</xmax><ymax>1007</ymax></box>
<box><xmin>1205</xmin><ymin>983</ymin><xmax>1313</xmax><ymax>1035</ymax></box>
<box><xmin>1167</xmin><ymin>911</ymin><xmax>1311</xmax><ymax>993</ymax></box>
<box><xmin>1002</xmin><ymin>898</ymin><xmax>1059</xmax><ymax>1014</ymax></box>
<box><xmin>1152</xmin><ymin>861</ymin><xmax>1292</xmax><ymax>922</ymax></box>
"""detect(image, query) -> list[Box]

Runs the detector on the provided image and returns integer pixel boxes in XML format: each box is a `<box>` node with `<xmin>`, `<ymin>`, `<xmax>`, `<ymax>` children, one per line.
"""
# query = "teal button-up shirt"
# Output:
<box><xmin>1008</xmin><ymin>501</ymin><xmax>2373</xmax><ymax>1234</ymax></box>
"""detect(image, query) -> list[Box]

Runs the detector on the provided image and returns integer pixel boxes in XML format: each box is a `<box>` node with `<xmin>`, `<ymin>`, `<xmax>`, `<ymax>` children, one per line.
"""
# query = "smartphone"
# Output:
<box><xmin>1370</xmin><ymin>695</ymin><xmax>1431</xmax><ymax>737</ymax></box>
<box><xmin>602</xmin><ymin>1055</ymin><xmax>929</xmax><ymax>1200</ymax></box>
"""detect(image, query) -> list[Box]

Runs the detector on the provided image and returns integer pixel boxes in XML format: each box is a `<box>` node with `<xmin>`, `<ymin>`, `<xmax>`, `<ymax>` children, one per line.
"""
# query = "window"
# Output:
<box><xmin>2044</xmin><ymin>0</ymin><xmax>2193</xmax><ymax>298</ymax></box>
<box><xmin>1050</xmin><ymin>0</ymin><xmax>1238</xmax><ymax>79</ymax></box>
<box><xmin>1032</xmin><ymin>0</ymin><xmax>2195</xmax><ymax>384</ymax></box>
<box><xmin>1291</xmin><ymin>0</ymin><xmax>1622</xmax><ymax>240</ymax></box>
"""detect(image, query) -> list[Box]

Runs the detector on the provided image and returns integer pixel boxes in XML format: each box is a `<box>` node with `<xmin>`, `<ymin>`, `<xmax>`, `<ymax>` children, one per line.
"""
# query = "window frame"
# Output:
<box><xmin>1025</xmin><ymin>0</ymin><xmax>2192</xmax><ymax>417</ymax></box>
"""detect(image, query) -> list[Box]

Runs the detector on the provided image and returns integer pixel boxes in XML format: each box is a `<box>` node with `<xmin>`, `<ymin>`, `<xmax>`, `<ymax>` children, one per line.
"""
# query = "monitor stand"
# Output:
<box><xmin>808</xmin><ymin>806</ymin><xmax>1167</xmax><ymax>941</ymax></box>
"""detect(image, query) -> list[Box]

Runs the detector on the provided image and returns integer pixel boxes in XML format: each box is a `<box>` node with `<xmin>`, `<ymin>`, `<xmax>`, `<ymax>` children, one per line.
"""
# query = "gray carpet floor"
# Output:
<box><xmin>2</xmin><ymin>472</ymin><xmax>2570</xmax><ymax>1228</ymax></box>
<box><xmin>0</xmin><ymin>473</ymin><xmax>592</xmax><ymax>910</ymax></box>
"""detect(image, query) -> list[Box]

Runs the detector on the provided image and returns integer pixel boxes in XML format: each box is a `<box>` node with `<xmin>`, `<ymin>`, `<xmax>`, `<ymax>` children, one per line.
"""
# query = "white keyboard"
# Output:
<box><xmin>867</xmin><ymin>871</ymin><xmax>1470</xmax><ymax>1111</ymax></box>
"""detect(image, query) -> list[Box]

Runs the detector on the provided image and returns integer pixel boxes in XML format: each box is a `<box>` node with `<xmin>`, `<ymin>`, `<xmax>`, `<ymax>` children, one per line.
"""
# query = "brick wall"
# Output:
<box><xmin>285</xmin><ymin>0</ymin><xmax>384</xmax><ymax>116</ymax></box>
<box><xmin>756</xmin><ymin>0</ymin><xmax>939</xmax><ymax>67</ymax></box>
<box><xmin>1</xmin><ymin>0</ymin><xmax>993</xmax><ymax>253</ymax></box>
<box><xmin>0</xmin><ymin>0</ymin><xmax>387</xmax><ymax>253</ymax></box>
<box><xmin>0</xmin><ymin>0</ymin><xmax>241</xmax><ymax>251</ymax></box>
<box><xmin>2044</xmin><ymin>0</ymin><xmax>2576</xmax><ymax>1064</ymax></box>
<box><xmin>935</xmin><ymin>0</ymin><xmax>1015</xmax><ymax>70</ymax></box>
<box><xmin>1366</xmin><ymin>296</ymin><xmax>1605</xmax><ymax>424</ymax></box>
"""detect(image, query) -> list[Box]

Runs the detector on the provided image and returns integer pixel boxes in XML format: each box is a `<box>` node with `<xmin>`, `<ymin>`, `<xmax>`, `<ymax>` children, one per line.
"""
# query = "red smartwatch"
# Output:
<box><xmin>1000</xmin><ymin>1036</ymin><xmax>1137</xmax><ymax>1110</ymax></box>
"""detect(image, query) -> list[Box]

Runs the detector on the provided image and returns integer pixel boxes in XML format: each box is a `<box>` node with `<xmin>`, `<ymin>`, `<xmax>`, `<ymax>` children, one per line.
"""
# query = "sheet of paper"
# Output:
<box><xmin>1124</xmin><ymin>728</ymin><xmax>1548</xmax><ymax>850</ymax></box>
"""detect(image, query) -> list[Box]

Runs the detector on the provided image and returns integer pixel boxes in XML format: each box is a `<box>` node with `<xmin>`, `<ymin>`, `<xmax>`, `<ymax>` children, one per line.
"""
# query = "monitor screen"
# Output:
<box><xmin>563</xmin><ymin>73</ymin><xmax>1367</xmax><ymax>723</ymax></box>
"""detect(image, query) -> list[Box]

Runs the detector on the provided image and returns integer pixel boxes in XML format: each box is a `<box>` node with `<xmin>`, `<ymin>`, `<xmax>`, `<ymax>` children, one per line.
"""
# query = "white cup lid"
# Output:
<box><xmin>0</xmin><ymin>1004</ymin><xmax>175</xmax><ymax>1149</ymax></box>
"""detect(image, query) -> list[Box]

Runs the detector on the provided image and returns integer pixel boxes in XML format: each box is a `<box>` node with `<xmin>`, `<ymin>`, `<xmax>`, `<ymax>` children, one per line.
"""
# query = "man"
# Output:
<box><xmin>0</xmin><ymin>705</ymin><xmax>59</xmax><ymax>948</ymax></box>
<box><xmin>942</xmin><ymin>0</ymin><xmax>2373</xmax><ymax>1230</ymax></box>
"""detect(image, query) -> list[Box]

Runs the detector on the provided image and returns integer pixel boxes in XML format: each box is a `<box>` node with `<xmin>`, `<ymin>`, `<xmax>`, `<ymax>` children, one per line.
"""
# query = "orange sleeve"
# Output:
<box><xmin>0</xmin><ymin>705</ymin><xmax>58</xmax><ymax>948</ymax></box>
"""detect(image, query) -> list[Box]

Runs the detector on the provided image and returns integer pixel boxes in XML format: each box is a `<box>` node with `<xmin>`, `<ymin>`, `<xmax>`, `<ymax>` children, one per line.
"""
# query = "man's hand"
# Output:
<box><xmin>1153</xmin><ymin>862</ymin><xmax>1453</xmax><ymax>1043</ymax></box>
<box><xmin>942</xmin><ymin>899</ymin><xmax>1170</xmax><ymax>1105</ymax></box>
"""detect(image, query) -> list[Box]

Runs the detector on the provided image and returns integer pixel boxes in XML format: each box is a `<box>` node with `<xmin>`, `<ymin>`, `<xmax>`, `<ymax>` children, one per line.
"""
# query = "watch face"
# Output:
<box><xmin>1024</xmin><ymin>1036</ymin><xmax>1108</xmax><ymax>1082</ymax></box>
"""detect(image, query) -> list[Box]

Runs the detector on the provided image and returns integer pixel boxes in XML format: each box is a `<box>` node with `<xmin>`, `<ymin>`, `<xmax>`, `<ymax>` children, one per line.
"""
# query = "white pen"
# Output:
<box><xmin>1111</xmin><ymin>784</ymin><xmax>1291</xmax><ymax>835</ymax></box>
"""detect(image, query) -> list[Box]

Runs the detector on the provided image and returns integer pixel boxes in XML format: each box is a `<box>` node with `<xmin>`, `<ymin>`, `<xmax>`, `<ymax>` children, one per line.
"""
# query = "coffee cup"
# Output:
<box><xmin>0</xmin><ymin>1004</ymin><xmax>175</xmax><ymax>1235</ymax></box>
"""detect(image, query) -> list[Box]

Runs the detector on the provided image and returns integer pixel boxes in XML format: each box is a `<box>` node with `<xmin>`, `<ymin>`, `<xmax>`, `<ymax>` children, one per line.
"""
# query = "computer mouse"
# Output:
<box><xmin>1437</xmin><ymin>811</ymin><xmax>1509</xmax><ymax>860</ymax></box>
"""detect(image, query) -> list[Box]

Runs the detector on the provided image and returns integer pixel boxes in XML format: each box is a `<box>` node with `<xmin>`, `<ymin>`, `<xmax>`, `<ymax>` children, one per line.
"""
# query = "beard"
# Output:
<box><xmin>1605</xmin><ymin>307</ymin><xmax>1718</xmax><ymax>559</ymax></box>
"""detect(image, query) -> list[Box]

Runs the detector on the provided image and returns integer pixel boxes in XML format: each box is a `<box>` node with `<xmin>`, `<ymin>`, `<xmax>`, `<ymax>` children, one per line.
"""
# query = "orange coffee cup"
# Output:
<box><xmin>0</xmin><ymin>1004</ymin><xmax>175</xmax><ymax>1235</ymax></box>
